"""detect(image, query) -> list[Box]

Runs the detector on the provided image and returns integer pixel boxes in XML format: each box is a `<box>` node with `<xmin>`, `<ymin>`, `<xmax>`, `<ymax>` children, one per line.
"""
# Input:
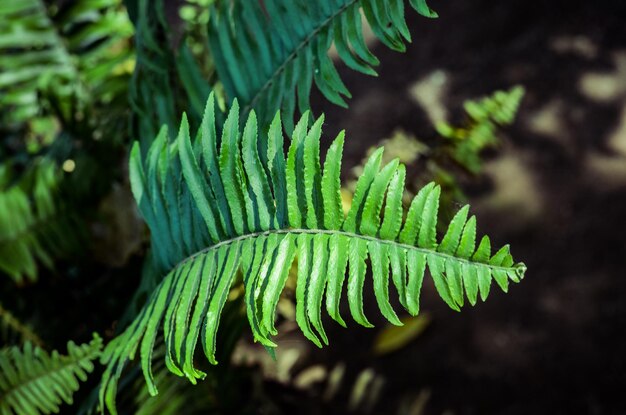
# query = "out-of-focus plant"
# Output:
<box><xmin>0</xmin><ymin>303</ymin><xmax>43</xmax><ymax>347</ymax></box>
<box><xmin>0</xmin><ymin>0</ymin><xmax>134</xmax><ymax>283</ymax></box>
<box><xmin>436</xmin><ymin>86</ymin><xmax>525</xmax><ymax>174</ymax></box>
<box><xmin>0</xmin><ymin>334</ymin><xmax>102</xmax><ymax>415</ymax></box>
<box><xmin>0</xmin><ymin>0</ymin><xmax>133</xmax><ymax>152</ymax></box>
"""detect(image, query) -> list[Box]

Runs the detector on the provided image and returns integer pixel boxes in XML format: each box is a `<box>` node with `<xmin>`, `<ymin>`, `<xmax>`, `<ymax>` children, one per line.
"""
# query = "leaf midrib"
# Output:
<box><xmin>241</xmin><ymin>0</ymin><xmax>360</xmax><ymax>116</ymax></box>
<box><xmin>170</xmin><ymin>228</ymin><xmax>519</xmax><ymax>275</ymax></box>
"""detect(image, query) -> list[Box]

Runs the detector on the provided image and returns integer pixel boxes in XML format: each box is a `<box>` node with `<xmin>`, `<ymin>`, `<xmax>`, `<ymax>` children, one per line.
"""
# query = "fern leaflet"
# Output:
<box><xmin>436</xmin><ymin>86</ymin><xmax>526</xmax><ymax>173</ymax></box>
<box><xmin>0</xmin><ymin>334</ymin><xmax>102</xmax><ymax>415</ymax></box>
<box><xmin>99</xmin><ymin>94</ymin><xmax>526</xmax><ymax>413</ymax></box>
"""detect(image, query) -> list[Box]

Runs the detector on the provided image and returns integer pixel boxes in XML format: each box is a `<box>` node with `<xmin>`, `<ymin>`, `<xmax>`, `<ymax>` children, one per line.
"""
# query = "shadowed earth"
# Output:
<box><xmin>303</xmin><ymin>0</ymin><xmax>626</xmax><ymax>413</ymax></box>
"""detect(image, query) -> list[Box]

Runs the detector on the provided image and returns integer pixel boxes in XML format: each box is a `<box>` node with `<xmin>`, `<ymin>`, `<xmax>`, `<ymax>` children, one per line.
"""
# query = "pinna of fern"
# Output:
<box><xmin>99</xmin><ymin>93</ymin><xmax>526</xmax><ymax>413</ymax></box>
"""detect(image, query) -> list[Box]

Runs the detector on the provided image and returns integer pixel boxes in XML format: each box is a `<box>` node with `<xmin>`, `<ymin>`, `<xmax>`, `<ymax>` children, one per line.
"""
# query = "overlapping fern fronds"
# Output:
<box><xmin>124</xmin><ymin>0</ymin><xmax>215</xmax><ymax>144</ymax></box>
<box><xmin>0</xmin><ymin>0</ymin><xmax>133</xmax><ymax>127</ymax></box>
<box><xmin>209</xmin><ymin>0</ymin><xmax>438</xmax><ymax>128</ymax></box>
<box><xmin>0</xmin><ymin>160</ymin><xmax>82</xmax><ymax>284</ymax></box>
<box><xmin>0</xmin><ymin>334</ymin><xmax>102</xmax><ymax>415</ymax></box>
<box><xmin>99</xmin><ymin>94</ymin><xmax>526</xmax><ymax>413</ymax></box>
<box><xmin>131</xmin><ymin>346</ymin><xmax>215</xmax><ymax>415</ymax></box>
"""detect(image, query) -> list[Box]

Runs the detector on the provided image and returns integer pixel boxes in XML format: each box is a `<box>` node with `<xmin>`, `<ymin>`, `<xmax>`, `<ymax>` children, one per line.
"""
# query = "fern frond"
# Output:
<box><xmin>100</xmin><ymin>94</ymin><xmax>526</xmax><ymax>413</ymax></box>
<box><xmin>0</xmin><ymin>0</ymin><xmax>133</xmax><ymax>126</ymax></box>
<box><xmin>0</xmin><ymin>334</ymin><xmax>102</xmax><ymax>415</ymax></box>
<box><xmin>0</xmin><ymin>160</ymin><xmax>82</xmax><ymax>284</ymax></box>
<box><xmin>123</xmin><ymin>0</ymin><xmax>215</xmax><ymax>144</ymax></box>
<box><xmin>209</xmin><ymin>0</ymin><xmax>438</xmax><ymax>128</ymax></box>
<box><xmin>0</xmin><ymin>303</ymin><xmax>43</xmax><ymax>347</ymax></box>
<box><xmin>436</xmin><ymin>86</ymin><xmax>526</xmax><ymax>173</ymax></box>
<box><xmin>132</xmin><ymin>346</ymin><xmax>214</xmax><ymax>415</ymax></box>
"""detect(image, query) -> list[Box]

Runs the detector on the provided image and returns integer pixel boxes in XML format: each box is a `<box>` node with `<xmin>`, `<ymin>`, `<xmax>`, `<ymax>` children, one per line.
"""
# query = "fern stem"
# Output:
<box><xmin>172</xmin><ymin>228</ymin><xmax>523</xmax><ymax>274</ymax></box>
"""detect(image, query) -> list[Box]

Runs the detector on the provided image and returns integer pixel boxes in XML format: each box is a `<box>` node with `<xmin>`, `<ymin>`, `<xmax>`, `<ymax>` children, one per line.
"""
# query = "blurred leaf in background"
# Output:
<box><xmin>0</xmin><ymin>159</ymin><xmax>83</xmax><ymax>284</ymax></box>
<box><xmin>436</xmin><ymin>86</ymin><xmax>525</xmax><ymax>174</ymax></box>
<box><xmin>373</xmin><ymin>314</ymin><xmax>431</xmax><ymax>356</ymax></box>
<box><xmin>348</xmin><ymin>86</ymin><xmax>525</xmax><ymax>221</ymax></box>
<box><xmin>0</xmin><ymin>0</ymin><xmax>133</xmax><ymax>154</ymax></box>
<box><xmin>0</xmin><ymin>334</ymin><xmax>102</xmax><ymax>415</ymax></box>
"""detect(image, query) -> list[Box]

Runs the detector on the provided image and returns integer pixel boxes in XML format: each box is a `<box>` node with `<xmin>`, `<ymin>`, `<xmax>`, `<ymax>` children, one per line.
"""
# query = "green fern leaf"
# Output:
<box><xmin>0</xmin><ymin>303</ymin><xmax>43</xmax><ymax>347</ymax></box>
<box><xmin>436</xmin><ymin>86</ymin><xmax>526</xmax><ymax>174</ymax></box>
<box><xmin>0</xmin><ymin>334</ymin><xmax>102</xmax><ymax>415</ymax></box>
<box><xmin>0</xmin><ymin>0</ymin><xmax>133</xmax><ymax>126</ymax></box>
<box><xmin>100</xmin><ymin>94</ymin><xmax>526</xmax><ymax>413</ymax></box>
<box><xmin>0</xmin><ymin>160</ymin><xmax>82</xmax><ymax>284</ymax></box>
<box><xmin>208</xmin><ymin>0</ymin><xmax>438</xmax><ymax>128</ymax></box>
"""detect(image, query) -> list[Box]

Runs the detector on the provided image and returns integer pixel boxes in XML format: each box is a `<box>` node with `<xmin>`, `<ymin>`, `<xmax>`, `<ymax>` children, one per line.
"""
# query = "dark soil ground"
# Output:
<box><xmin>303</xmin><ymin>0</ymin><xmax>626</xmax><ymax>414</ymax></box>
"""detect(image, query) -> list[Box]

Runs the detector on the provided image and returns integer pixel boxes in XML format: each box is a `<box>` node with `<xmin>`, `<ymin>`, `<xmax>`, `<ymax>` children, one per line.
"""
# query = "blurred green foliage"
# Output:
<box><xmin>436</xmin><ymin>86</ymin><xmax>525</xmax><ymax>174</ymax></box>
<box><xmin>0</xmin><ymin>159</ymin><xmax>81</xmax><ymax>284</ymax></box>
<box><xmin>0</xmin><ymin>334</ymin><xmax>102</xmax><ymax>414</ymax></box>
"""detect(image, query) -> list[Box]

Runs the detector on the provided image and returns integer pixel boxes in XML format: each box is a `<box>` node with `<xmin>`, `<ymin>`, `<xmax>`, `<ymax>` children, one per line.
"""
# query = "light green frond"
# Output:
<box><xmin>100</xmin><ymin>94</ymin><xmax>526</xmax><ymax>413</ymax></box>
<box><xmin>0</xmin><ymin>0</ymin><xmax>133</xmax><ymax>126</ymax></box>
<box><xmin>436</xmin><ymin>86</ymin><xmax>526</xmax><ymax>173</ymax></box>
<box><xmin>0</xmin><ymin>303</ymin><xmax>43</xmax><ymax>347</ymax></box>
<box><xmin>0</xmin><ymin>160</ymin><xmax>82</xmax><ymax>284</ymax></box>
<box><xmin>208</xmin><ymin>0</ymin><xmax>438</xmax><ymax>128</ymax></box>
<box><xmin>0</xmin><ymin>334</ymin><xmax>102</xmax><ymax>415</ymax></box>
<box><xmin>133</xmin><ymin>347</ymin><xmax>214</xmax><ymax>415</ymax></box>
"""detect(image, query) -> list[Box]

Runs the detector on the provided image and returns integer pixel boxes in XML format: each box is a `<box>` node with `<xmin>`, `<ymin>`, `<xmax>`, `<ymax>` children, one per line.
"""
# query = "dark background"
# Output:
<box><xmin>306</xmin><ymin>0</ymin><xmax>626</xmax><ymax>413</ymax></box>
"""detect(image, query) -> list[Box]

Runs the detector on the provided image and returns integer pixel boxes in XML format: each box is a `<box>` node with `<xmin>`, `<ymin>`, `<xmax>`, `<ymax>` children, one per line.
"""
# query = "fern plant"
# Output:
<box><xmin>100</xmin><ymin>94</ymin><xmax>526</xmax><ymax>412</ymax></box>
<box><xmin>436</xmin><ymin>86</ymin><xmax>526</xmax><ymax>174</ymax></box>
<box><xmin>0</xmin><ymin>334</ymin><xmax>102</xmax><ymax>415</ymax></box>
<box><xmin>0</xmin><ymin>1</ymin><xmax>531</xmax><ymax>413</ymax></box>
<box><xmin>0</xmin><ymin>0</ymin><xmax>134</xmax><ymax>283</ymax></box>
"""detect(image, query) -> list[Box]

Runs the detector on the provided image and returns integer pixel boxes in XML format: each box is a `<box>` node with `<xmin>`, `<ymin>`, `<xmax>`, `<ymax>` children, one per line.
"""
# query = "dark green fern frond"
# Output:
<box><xmin>0</xmin><ymin>334</ymin><xmax>102</xmax><ymax>415</ymax></box>
<box><xmin>124</xmin><ymin>0</ymin><xmax>215</xmax><ymax>144</ymax></box>
<box><xmin>209</xmin><ymin>0</ymin><xmax>438</xmax><ymax>128</ymax></box>
<box><xmin>99</xmin><ymin>94</ymin><xmax>526</xmax><ymax>413</ymax></box>
<box><xmin>0</xmin><ymin>160</ymin><xmax>82</xmax><ymax>284</ymax></box>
